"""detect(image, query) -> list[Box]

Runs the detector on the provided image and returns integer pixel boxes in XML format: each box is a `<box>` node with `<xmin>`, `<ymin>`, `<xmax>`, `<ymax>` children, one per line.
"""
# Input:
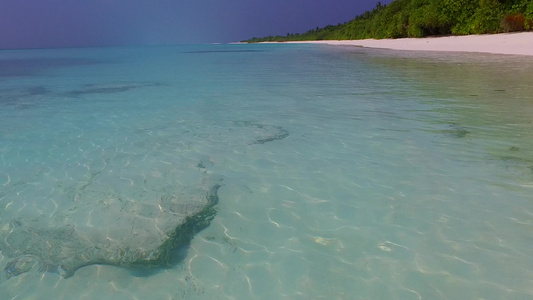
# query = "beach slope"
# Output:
<box><xmin>292</xmin><ymin>32</ymin><xmax>533</xmax><ymax>56</ymax></box>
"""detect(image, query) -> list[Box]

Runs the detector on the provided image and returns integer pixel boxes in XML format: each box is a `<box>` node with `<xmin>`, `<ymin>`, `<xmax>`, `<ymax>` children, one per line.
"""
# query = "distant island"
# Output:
<box><xmin>243</xmin><ymin>0</ymin><xmax>532</xmax><ymax>43</ymax></box>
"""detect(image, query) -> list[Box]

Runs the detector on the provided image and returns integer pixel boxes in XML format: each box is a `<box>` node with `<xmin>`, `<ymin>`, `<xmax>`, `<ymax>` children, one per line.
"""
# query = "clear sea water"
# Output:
<box><xmin>1</xmin><ymin>44</ymin><xmax>533</xmax><ymax>299</ymax></box>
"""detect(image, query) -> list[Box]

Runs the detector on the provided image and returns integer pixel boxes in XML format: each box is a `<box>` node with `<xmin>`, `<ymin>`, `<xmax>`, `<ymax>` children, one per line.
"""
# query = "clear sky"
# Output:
<box><xmin>0</xmin><ymin>0</ymin><xmax>392</xmax><ymax>49</ymax></box>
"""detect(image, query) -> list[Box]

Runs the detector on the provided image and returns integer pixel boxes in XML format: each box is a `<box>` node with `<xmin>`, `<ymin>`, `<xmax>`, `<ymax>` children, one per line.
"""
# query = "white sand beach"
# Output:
<box><xmin>291</xmin><ymin>32</ymin><xmax>533</xmax><ymax>56</ymax></box>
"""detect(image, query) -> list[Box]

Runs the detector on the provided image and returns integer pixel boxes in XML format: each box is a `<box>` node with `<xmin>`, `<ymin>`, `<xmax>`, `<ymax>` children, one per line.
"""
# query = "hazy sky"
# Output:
<box><xmin>1</xmin><ymin>0</ymin><xmax>391</xmax><ymax>49</ymax></box>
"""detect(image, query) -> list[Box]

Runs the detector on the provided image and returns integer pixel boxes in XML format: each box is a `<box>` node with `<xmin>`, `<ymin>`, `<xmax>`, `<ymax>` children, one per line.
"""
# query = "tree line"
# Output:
<box><xmin>243</xmin><ymin>0</ymin><xmax>533</xmax><ymax>42</ymax></box>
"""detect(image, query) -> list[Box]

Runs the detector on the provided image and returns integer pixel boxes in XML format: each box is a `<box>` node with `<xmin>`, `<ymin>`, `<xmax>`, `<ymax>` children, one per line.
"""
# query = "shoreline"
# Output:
<box><xmin>281</xmin><ymin>32</ymin><xmax>533</xmax><ymax>56</ymax></box>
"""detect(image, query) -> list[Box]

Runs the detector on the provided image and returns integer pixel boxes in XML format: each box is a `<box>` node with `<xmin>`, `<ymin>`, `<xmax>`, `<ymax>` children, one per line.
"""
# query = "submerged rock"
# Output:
<box><xmin>0</xmin><ymin>120</ymin><xmax>287</xmax><ymax>279</ymax></box>
<box><xmin>65</xmin><ymin>82</ymin><xmax>163</xmax><ymax>97</ymax></box>
<box><xmin>0</xmin><ymin>182</ymin><xmax>220</xmax><ymax>279</ymax></box>
<box><xmin>438</xmin><ymin>123</ymin><xmax>471</xmax><ymax>138</ymax></box>
<box><xmin>446</xmin><ymin>124</ymin><xmax>471</xmax><ymax>138</ymax></box>
<box><xmin>232</xmin><ymin>121</ymin><xmax>290</xmax><ymax>145</ymax></box>
<box><xmin>4</xmin><ymin>256</ymin><xmax>39</xmax><ymax>279</ymax></box>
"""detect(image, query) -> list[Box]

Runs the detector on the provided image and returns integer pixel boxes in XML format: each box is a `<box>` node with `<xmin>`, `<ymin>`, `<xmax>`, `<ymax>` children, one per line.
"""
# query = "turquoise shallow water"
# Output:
<box><xmin>1</xmin><ymin>44</ymin><xmax>533</xmax><ymax>299</ymax></box>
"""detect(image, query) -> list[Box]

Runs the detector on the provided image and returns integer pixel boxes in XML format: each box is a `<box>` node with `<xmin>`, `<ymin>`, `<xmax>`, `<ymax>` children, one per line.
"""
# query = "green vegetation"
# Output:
<box><xmin>243</xmin><ymin>0</ymin><xmax>533</xmax><ymax>42</ymax></box>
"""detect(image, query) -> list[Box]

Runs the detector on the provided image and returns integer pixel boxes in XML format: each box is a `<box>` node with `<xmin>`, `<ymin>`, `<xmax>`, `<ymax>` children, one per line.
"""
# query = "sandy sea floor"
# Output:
<box><xmin>1</xmin><ymin>43</ymin><xmax>533</xmax><ymax>299</ymax></box>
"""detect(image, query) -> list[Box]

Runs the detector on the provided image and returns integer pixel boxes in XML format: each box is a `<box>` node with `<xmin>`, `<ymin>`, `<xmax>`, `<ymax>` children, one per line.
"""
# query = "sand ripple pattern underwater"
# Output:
<box><xmin>1</xmin><ymin>44</ymin><xmax>533</xmax><ymax>299</ymax></box>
